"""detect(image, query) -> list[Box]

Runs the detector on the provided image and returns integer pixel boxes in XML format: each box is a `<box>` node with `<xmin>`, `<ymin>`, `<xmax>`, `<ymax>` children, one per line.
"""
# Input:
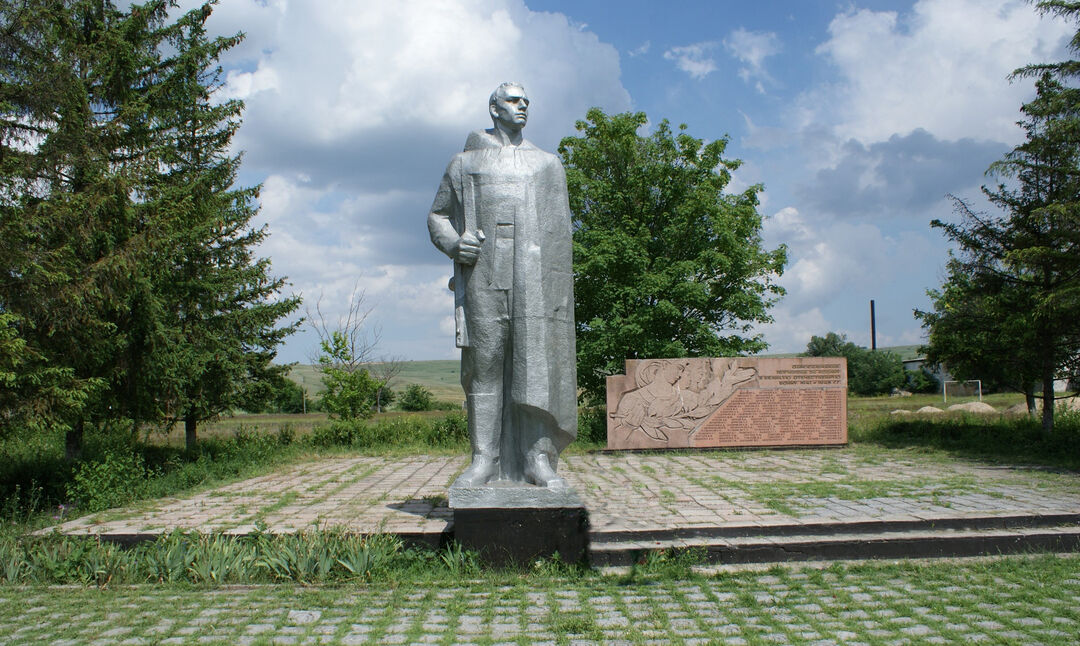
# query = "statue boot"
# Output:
<box><xmin>524</xmin><ymin>437</ymin><xmax>566</xmax><ymax>488</ymax></box>
<box><xmin>454</xmin><ymin>393</ymin><xmax>500</xmax><ymax>487</ymax></box>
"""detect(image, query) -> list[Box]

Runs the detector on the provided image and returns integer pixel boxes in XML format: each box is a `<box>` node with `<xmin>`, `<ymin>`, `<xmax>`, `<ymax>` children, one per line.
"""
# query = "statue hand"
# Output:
<box><xmin>455</xmin><ymin>230</ymin><xmax>483</xmax><ymax>265</ymax></box>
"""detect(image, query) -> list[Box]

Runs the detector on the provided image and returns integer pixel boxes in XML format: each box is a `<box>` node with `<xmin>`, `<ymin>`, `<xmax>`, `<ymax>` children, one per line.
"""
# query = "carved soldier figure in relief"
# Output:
<box><xmin>428</xmin><ymin>83</ymin><xmax>577</xmax><ymax>488</ymax></box>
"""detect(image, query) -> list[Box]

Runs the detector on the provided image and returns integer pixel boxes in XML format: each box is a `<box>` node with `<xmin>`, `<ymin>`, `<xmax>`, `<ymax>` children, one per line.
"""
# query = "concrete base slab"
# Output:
<box><xmin>449</xmin><ymin>481</ymin><xmax>583</xmax><ymax>509</ymax></box>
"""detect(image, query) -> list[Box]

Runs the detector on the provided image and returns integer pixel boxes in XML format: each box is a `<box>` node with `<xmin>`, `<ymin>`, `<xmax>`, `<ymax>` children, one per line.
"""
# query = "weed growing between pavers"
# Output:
<box><xmin>717</xmin><ymin>474</ymin><xmax>982</xmax><ymax>515</ymax></box>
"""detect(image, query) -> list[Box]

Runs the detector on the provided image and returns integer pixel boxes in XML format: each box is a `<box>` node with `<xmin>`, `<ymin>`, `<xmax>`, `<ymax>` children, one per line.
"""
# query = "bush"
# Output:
<box><xmin>577</xmin><ymin>406</ymin><xmax>607</xmax><ymax>445</ymax></box>
<box><xmin>848</xmin><ymin>350</ymin><xmax>906</xmax><ymax>396</ymax></box>
<box><xmin>398</xmin><ymin>384</ymin><xmax>435</xmax><ymax>411</ymax></box>
<box><xmin>66</xmin><ymin>449</ymin><xmax>149</xmax><ymax>513</ymax></box>
<box><xmin>309</xmin><ymin>420</ymin><xmax>365</xmax><ymax>448</ymax></box>
<box><xmin>271</xmin><ymin>379</ymin><xmax>307</xmax><ymax>414</ymax></box>
<box><xmin>307</xmin><ymin>412</ymin><xmax>468</xmax><ymax>450</ymax></box>
<box><xmin>905</xmin><ymin>366</ymin><xmax>940</xmax><ymax>394</ymax></box>
<box><xmin>805</xmin><ymin>331</ymin><xmax>907</xmax><ymax>396</ymax></box>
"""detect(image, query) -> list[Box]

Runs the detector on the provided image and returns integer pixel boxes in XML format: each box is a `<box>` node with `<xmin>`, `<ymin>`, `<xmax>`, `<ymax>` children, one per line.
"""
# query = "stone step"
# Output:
<box><xmin>588</xmin><ymin>523</ymin><xmax>1080</xmax><ymax>566</ymax></box>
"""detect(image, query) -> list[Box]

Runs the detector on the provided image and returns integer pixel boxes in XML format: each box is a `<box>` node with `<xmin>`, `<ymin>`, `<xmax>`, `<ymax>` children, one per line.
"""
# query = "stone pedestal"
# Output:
<box><xmin>450</xmin><ymin>483</ymin><xmax>589</xmax><ymax>566</ymax></box>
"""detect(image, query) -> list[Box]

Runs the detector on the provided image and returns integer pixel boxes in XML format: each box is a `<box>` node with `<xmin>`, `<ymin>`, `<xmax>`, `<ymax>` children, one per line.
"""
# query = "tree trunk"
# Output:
<box><xmin>65</xmin><ymin>418</ymin><xmax>84</xmax><ymax>461</ymax></box>
<box><xmin>1025</xmin><ymin>387</ymin><xmax>1037</xmax><ymax>416</ymax></box>
<box><xmin>1041</xmin><ymin>373</ymin><xmax>1055</xmax><ymax>438</ymax></box>
<box><xmin>185</xmin><ymin>413</ymin><xmax>198</xmax><ymax>452</ymax></box>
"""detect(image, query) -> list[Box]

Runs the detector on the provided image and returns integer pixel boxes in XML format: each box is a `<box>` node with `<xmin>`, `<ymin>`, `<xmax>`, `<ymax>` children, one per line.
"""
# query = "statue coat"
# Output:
<box><xmin>428</xmin><ymin>129</ymin><xmax>578</xmax><ymax>455</ymax></box>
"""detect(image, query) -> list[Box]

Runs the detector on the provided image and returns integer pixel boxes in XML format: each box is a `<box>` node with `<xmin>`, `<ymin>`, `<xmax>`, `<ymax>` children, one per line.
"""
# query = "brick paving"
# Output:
<box><xmin>47</xmin><ymin>451</ymin><xmax>1080</xmax><ymax>539</ymax></box>
<box><xmin>2</xmin><ymin>560</ymin><xmax>1079</xmax><ymax>644</ymax></box>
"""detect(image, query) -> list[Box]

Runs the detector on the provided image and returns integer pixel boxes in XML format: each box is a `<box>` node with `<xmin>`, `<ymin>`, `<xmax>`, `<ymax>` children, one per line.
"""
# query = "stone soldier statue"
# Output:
<box><xmin>428</xmin><ymin>82</ymin><xmax>577</xmax><ymax>489</ymax></box>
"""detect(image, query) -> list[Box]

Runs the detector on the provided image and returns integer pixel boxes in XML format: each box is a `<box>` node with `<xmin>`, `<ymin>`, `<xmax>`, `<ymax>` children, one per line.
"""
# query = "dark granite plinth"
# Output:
<box><xmin>450</xmin><ymin>483</ymin><xmax>588</xmax><ymax>565</ymax></box>
<box><xmin>452</xmin><ymin>505</ymin><xmax>589</xmax><ymax>566</ymax></box>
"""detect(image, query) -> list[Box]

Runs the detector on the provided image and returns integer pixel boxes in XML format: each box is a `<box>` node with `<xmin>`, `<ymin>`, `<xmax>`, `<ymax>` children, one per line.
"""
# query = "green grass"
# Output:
<box><xmin>852</xmin><ymin>406</ymin><xmax>1080</xmax><ymax>471</ymax></box>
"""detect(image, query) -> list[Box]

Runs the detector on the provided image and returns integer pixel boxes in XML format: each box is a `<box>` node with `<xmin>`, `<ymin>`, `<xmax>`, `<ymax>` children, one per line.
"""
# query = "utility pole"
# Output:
<box><xmin>870</xmin><ymin>299</ymin><xmax>877</xmax><ymax>351</ymax></box>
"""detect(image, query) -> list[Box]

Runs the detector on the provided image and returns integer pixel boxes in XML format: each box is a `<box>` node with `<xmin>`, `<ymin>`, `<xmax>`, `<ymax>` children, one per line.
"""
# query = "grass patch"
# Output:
<box><xmin>852</xmin><ymin>408</ymin><xmax>1080</xmax><ymax>471</ymax></box>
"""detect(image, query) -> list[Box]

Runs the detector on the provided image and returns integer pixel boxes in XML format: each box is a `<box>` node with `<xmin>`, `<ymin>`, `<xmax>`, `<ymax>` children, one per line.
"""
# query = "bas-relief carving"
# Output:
<box><xmin>609</xmin><ymin>359</ymin><xmax>757</xmax><ymax>445</ymax></box>
<box><xmin>428</xmin><ymin>83</ymin><xmax>577</xmax><ymax>496</ymax></box>
<box><xmin>606</xmin><ymin>357</ymin><xmax>848</xmax><ymax>450</ymax></box>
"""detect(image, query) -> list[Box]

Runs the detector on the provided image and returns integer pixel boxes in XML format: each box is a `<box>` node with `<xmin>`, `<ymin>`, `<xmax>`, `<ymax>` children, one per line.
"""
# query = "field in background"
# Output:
<box><xmin>286</xmin><ymin>360</ymin><xmax>463</xmax><ymax>402</ymax></box>
<box><xmin>282</xmin><ymin>345</ymin><xmax>927</xmax><ymax>405</ymax></box>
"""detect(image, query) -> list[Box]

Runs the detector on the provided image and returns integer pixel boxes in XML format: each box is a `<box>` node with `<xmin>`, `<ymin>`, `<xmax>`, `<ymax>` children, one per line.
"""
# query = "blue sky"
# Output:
<box><xmin>190</xmin><ymin>0</ymin><xmax>1072</xmax><ymax>364</ymax></box>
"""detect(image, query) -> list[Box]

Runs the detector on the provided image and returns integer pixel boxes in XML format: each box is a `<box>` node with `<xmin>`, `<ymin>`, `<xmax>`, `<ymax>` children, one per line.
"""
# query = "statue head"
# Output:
<box><xmin>489</xmin><ymin>82</ymin><xmax>529</xmax><ymax>132</ymax></box>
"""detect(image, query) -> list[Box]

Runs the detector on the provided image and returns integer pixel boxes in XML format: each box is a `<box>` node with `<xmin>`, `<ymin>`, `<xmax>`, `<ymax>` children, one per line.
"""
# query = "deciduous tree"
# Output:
<box><xmin>558</xmin><ymin>109</ymin><xmax>786</xmax><ymax>404</ymax></box>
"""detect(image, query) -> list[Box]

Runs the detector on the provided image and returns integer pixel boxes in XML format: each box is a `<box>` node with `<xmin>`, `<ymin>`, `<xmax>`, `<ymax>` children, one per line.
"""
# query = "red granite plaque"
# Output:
<box><xmin>605</xmin><ymin>357</ymin><xmax>847</xmax><ymax>450</ymax></box>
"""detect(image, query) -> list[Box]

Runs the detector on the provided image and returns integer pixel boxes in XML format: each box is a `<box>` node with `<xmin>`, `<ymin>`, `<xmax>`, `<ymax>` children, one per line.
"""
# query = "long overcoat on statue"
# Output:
<box><xmin>428</xmin><ymin>129</ymin><xmax>578</xmax><ymax>457</ymax></box>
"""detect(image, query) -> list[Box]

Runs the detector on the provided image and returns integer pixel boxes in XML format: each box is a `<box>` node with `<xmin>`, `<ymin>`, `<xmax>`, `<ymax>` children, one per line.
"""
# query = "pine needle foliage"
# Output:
<box><xmin>0</xmin><ymin>1</ymin><xmax>299</xmax><ymax>449</ymax></box>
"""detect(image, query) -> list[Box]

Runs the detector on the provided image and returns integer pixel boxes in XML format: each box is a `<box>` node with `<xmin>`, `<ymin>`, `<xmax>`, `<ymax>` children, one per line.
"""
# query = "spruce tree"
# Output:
<box><xmin>148</xmin><ymin>3</ymin><xmax>299</xmax><ymax>450</ymax></box>
<box><xmin>1</xmin><ymin>0</ymin><xmax>174</xmax><ymax>451</ymax></box>
<box><xmin>1</xmin><ymin>1</ymin><xmax>299</xmax><ymax>450</ymax></box>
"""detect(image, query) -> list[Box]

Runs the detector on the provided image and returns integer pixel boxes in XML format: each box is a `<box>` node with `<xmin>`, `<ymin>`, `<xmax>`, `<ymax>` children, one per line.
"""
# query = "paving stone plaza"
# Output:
<box><xmin>2</xmin><ymin>557</ymin><xmax>1079</xmax><ymax>644</ymax></box>
<box><xmin>8</xmin><ymin>450</ymin><xmax>1079</xmax><ymax>644</ymax></box>
<box><xmin>49</xmin><ymin>451</ymin><xmax>1080</xmax><ymax>539</ymax></box>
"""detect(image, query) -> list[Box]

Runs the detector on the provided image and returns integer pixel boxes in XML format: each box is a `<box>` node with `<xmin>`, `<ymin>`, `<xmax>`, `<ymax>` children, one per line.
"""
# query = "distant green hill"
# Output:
<box><xmin>285</xmin><ymin>360</ymin><xmax>463</xmax><ymax>403</ymax></box>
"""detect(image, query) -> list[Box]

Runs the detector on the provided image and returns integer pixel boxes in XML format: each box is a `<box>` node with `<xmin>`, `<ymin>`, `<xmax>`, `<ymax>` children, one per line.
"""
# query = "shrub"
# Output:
<box><xmin>309</xmin><ymin>420</ymin><xmax>364</xmax><ymax>448</ymax></box>
<box><xmin>398</xmin><ymin>384</ymin><xmax>435</xmax><ymax>411</ymax></box>
<box><xmin>306</xmin><ymin>413</ymin><xmax>468</xmax><ymax>450</ymax></box>
<box><xmin>905</xmin><ymin>366</ymin><xmax>940</xmax><ymax>394</ymax></box>
<box><xmin>426</xmin><ymin>412</ymin><xmax>468</xmax><ymax>447</ymax></box>
<box><xmin>66</xmin><ymin>449</ymin><xmax>149</xmax><ymax>513</ymax></box>
<box><xmin>577</xmin><ymin>406</ymin><xmax>607</xmax><ymax>445</ymax></box>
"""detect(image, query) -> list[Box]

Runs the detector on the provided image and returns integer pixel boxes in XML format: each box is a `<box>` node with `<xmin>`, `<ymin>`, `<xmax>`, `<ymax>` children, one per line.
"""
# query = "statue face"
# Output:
<box><xmin>491</xmin><ymin>85</ymin><xmax>529</xmax><ymax>131</ymax></box>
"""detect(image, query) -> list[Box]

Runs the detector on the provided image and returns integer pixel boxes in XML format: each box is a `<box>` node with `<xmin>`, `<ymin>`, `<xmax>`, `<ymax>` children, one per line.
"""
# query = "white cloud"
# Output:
<box><xmin>757</xmin><ymin>305</ymin><xmax>832</xmax><ymax>354</ymax></box>
<box><xmin>810</xmin><ymin>0</ymin><xmax>1072</xmax><ymax>144</ymax></box>
<box><xmin>724</xmin><ymin>28</ymin><xmax>781</xmax><ymax>92</ymax></box>
<box><xmin>628</xmin><ymin>40</ymin><xmax>651</xmax><ymax>57</ymax></box>
<box><xmin>759</xmin><ymin>206</ymin><xmax>940</xmax><ymax>352</ymax></box>
<box><xmin>664</xmin><ymin>42</ymin><xmax>719</xmax><ymax>79</ymax></box>
<box><xmin>213</xmin><ymin>0</ymin><xmax>629</xmax><ymax>160</ymax></box>
<box><xmin>188</xmin><ymin>0</ymin><xmax>631</xmax><ymax>361</ymax></box>
<box><xmin>221</xmin><ymin>63</ymin><xmax>279</xmax><ymax>101</ymax></box>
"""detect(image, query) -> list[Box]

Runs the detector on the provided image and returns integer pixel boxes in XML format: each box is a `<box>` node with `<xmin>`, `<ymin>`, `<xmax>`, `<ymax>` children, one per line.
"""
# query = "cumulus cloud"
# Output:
<box><xmin>189</xmin><ymin>0</ymin><xmax>631</xmax><ymax>361</ymax></box>
<box><xmin>756</xmin><ymin>304</ymin><xmax>832</xmax><ymax>355</ymax></box>
<box><xmin>798</xmin><ymin>129</ymin><xmax>1008</xmax><ymax>218</ymax></box>
<box><xmin>723</xmin><ymin>28</ymin><xmax>781</xmax><ymax>93</ymax></box>
<box><xmin>809</xmin><ymin>0</ymin><xmax>1071</xmax><ymax>144</ymax></box>
<box><xmin>664</xmin><ymin>42</ymin><xmax>719</xmax><ymax>79</ymax></box>
<box><xmin>761</xmin><ymin>207</ymin><xmax>938</xmax><ymax>336</ymax></box>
